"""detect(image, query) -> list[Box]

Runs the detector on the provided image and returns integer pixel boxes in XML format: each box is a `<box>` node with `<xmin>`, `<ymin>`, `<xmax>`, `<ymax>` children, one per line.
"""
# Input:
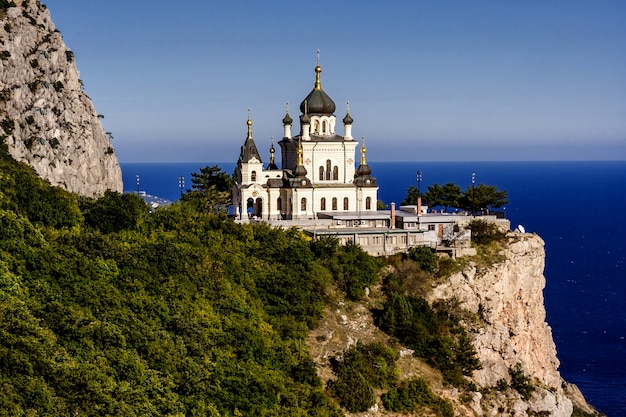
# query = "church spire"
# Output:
<box><xmin>297</xmin><ymin>138</ymin><xmax>303</xmax><ymax>166</ymax></box>
<box><xmin>300</xmin><ymin>50</ymin><xmax>335</xmax><ymax>115</ymax></box>
<box><xmin>294</xmin><ymin>138</ymin><xmax>308</xmax><ymax>179</ymax></box>
<box><xmin>360</xmin><ymin>136</ymin><xmax>367</xmax><ymax>166</ymax></box>
<box><xmin>354</xmin><ymin>136</ymin><xmax>375</xmax><ymax>185</ymax></box>
<box><xmin>283</xmin><ymin>102</ymin><xmax>293</xmax><ymax>139</ymax></box>
<box><xmin>267</xmin><ymin>136</ymin><xmax>279</xmax><ymax>170</ymax></box>
<box><xmin>314</xmin><ymin>49</ymin><xmax>322</xmax><ymax>90</ymax></box>
<box><xmin>238</xmin><ymin>109</ymin><xmax>262</xmax><ymax>163</ymax></box>
<box><xmin>247</xmin><ymin>108</ymin><xmax>253</xmax><ymax>139</ymax></box>
<box><xmin>343</xmin><ymin>101</ymin><xmax>354</xmax><ymax>140</ymax></box>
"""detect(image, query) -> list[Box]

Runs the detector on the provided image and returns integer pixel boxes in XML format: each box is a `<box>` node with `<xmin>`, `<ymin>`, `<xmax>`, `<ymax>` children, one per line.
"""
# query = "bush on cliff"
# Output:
<box><xmin>377</xmin><ymin>291</ymin><xmax>481</xmax><ymax>387</ymax></box>
<box><xmin>328</xmin><ymin>341</ymin><xmax>398</xmax><ymax>412</ymax></box>
<box><xmin>382</xmin><ymin>377</ymin><xmax>454</xmax><ymax>417</ymax></box>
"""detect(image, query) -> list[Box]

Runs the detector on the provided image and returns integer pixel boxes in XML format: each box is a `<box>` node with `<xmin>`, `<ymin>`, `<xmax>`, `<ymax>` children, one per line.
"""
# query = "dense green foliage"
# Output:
<box><xmin>1</xmin><ymin>148</ymin><xmax>355</xmax><ymax>416</ymax></box>
<box><xmin>0</xmin><ymin>143</ymin><xmax>81</xmax><ymax>228</ymax></box>
<box><xmin>328</xmin><ymin>342</ymin><xmax>397</xmax><ymax>412</ymax></box>
<box><xmin>381</xmin><ymin>378</ymin><xmax>454</xmax><ymax>417</ymax></box>
<box><xmin>312</xmin><ymin>237</ymin><xmax>380</xmax><ymax>300</ymax></box>
<box><xmin>79</xmin><ymin>191</ymin><xmax>149</xmax><ymax>233</ymax></box>
<box><xmin>328</xmin><ymin>342</ymin><xmax>398</xmax><ymax>412</ymax></box>
<box><xmin>406</xmin><ymin>245</ymin><xmax>437</xmax><ymax>273</ymax></box>
<box><xmin>378</xmin><ymin>265</ymin><xmax>481</xmax><ymax>387</ymax></box>
<box><xmin>0</xmin><ymin>144</ymin><xmax>493</xmax><ymax>415</ymax></box>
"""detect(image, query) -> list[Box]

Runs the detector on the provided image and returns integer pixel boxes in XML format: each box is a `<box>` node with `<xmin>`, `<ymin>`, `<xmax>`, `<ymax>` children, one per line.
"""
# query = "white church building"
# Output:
<box><xmin>232</xmin><ymin>58</ymin><xmax>498</xmax><ymax>256</ymax></box>
<box><xmin>232</xmin><ymin>60</ymin><xmax>378</xmax><ymax>222</ymax></box>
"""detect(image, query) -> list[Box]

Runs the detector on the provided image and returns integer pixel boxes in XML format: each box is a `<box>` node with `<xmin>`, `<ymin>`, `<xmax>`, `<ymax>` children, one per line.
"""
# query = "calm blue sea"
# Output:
<box><xmin>122</xmin><ymin>161</ymin><xmax>626</xmax><ymax>416</ymax></box>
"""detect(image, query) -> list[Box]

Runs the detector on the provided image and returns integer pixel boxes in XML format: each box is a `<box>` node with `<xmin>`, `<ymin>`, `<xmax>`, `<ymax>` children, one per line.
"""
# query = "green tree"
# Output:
<box><xmin>181</xmin><ymin>165</ymin><xmax>233</xmax><ymax>213</ymax></box>
<box><xmin>81</xmin><ymin>191</ymin><xmax>149</xmax><ymax>233</ymax></box>
<box><xmin>423</xmin><ymin>183</ymin><xmax>444</xmax><ymax>209</ymax></box>
<box><xmin>461</xmin><ymin>183</ymin><xmax>508</xmax><ymax>214</ymax></box>
<box><xmin>421</xmin><ymin>182</ymin><xmax>462</xmax><ymax>212</ymax></box>
<box><xmin>440</xmin><ymin>182</ymin><xmax>463</xmax><ymax>211</ymax></box>
<box><xmin>401</xmin><ymin>185</ymin><xmax>419</xmax><ymax>206</ymax></box>
<box><xmin>189</xmin><ymin>165</ymin><xmax>233</xmax><ymax>193</ymax></box>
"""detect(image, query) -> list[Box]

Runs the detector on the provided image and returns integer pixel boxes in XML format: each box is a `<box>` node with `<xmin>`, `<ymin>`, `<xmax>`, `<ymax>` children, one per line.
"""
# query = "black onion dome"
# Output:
<box><xmin>299</xmin><ymin>65</ymin><xmax>336</xmax><ymax>114</ymax></box>
<box><xmin>300</xmin><ymin>113</ymin><xmax>311</xmax><ymax>124</ymax></box>
<box><xmin>300</xmin><ymin>89</ymin><xmax>336</xmax><ymax>114</ymax></box>
<box><xmin>343</xmin><ymin>112</ymin><xmax>353</xmax><ymax>125</ymax></box>
<box><xmin>355</xmin><ymin>163</ymin><xmax>371</xmax><ymax>177</ymax></box>
<box><xmin>282</xmin><ymin>112</ymin><xmax>293</xmax><ymax>125</ymax></box>
<box><xmin>294</xmin><ymin>164</ymin><xmax>307</xmax><ymax>178</ymax></box>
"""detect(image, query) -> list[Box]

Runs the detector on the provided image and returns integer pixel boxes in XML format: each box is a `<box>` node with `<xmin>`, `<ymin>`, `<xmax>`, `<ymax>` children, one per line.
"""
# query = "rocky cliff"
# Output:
<box><xmin>0</xmin><ymin>0</ymin><xmax>122</xmax><ymax>196</ymax></box>
<box><xmin>308</xmin><ymin>230</ymin><xmax>600</xmax><ymax>416</ymax></box>
<box><xmin>428</xmin><ymin>231</ymin><xmax>598</xmax><ymax>416</ymax></box>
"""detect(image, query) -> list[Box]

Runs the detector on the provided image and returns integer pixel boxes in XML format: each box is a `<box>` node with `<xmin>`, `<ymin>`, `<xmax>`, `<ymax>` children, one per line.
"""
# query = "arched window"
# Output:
<box><xmin>343</xmin><ymin>197</ymin><xmax>349</xmax><ymax>210</ymax></box>
<box><xmin>251</xmin><ymin>171</ymin><xmax>257</xmax><ymax>182</ymax></box>
<box><xmin>322</xmin><ymin>120</ymin><xmax>327</xmax><ymax>134</ymax></box>
<box><xmin>320</xmin><ymin>197</ymin><xmax>326</xmax><ymax>211</ymax></box>
<box><xmin>319</xmin><ymin>166</ymin><xmax>324</xmax><ymax>181</ymax></box>
<box><xmin>332</xmin><ymin>197</ymin><xmax>337</xmax><ymax>211</ymax></box>
<box><xmin>326</xmin><ymin>160</ymin><xmax>331</xmax><ymax>180</ymax></box>
<box><xmin>301</xmin><ymin>197</ymin><xmax>307</xmax><ymax>211</ymax></box>
<box><xmin>366</xmin><ymin>196</ymin><xmax>371</xmax><ymax>210</ymax></box>
<box><xmin>277</xmin><ymin>197</ymin><xmax>282</xmax><ymax>211</ymax></box>
<box><xmin>333</xmin><ymin>166</ymin><xmax>339</xmax><ymax>181</ymax></box>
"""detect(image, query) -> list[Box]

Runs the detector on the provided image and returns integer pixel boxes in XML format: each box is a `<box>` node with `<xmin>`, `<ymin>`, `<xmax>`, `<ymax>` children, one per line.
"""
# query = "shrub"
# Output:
<box><xmin>382</xmin><ymin>378</ymin><xmax>453</xmax><ymax>417</ymax></box>
<box><xmin>378</xmin><ymin>293</ymin><xmax>481</xmax><ymax>387</ymax></box>
<box><xmin>468</xmin><ymin>219</ymin><xmax>505</xmax><ymax>245</ymax></box>
<box><xmin>509</xmin><ymin>363</ymin><xmax>534</xmax><ymax>400</ymax></box>
<box><xmin>313</xmin><ymin>238</ymin><xmax>381</xmax><ymax>300</ymax></box>
<box><xmin>328</xmin><ymin>341</ymin><xmax>398</xmax><ymax>412</ymax></box>
<box><xmin>328</xmin><ymin>370</ymin><xmax>374</xmax><ymax>412</ymax></box>
<box><xmin>407</xmin><ymin>245</ymin><xmax>437</xmax><ymax>273</ymax></box>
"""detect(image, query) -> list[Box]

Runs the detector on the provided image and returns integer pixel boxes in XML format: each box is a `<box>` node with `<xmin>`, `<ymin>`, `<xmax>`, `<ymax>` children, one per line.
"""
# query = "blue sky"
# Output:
<box><xmin>43</xmin><ymin>0</ymin><xmax>626</xmax><ymax>163</ymax></box>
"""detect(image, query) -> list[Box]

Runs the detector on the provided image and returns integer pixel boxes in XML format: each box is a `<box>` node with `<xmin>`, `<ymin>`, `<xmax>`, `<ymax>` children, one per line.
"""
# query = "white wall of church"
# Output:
<box><xmin>239</xmin><ymin>160</ymin><xmax>263</xmax><ymax>184</ymax></box>
<box><xmin>301</xmin><ymin>141</ymin><xmax>358</xmax><ymax>185</ymax></box>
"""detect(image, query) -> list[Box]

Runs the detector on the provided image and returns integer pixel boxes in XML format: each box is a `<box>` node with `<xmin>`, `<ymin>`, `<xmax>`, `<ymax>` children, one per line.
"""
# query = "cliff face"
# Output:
<box><xmin>0</xmin><ymin>0</ymin><xmax>122</xmax><ymax>196</ymax></box>
<box><xmin>307</xmin><ymin>231</ymin><xmax>599</xmax><ymax>416</ymax></box>
<box><xmin>428</xmin><ymin>232</ymin><xmax>596</xmax><ymax>416</ymax></box>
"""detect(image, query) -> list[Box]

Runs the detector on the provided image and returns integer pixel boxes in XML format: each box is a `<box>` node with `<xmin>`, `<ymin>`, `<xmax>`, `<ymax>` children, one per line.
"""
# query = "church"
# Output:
<box><xmin>232</xmin><ymin>57</ymin><xmax>484</xmax><ymax>257</ymax></box>
<box><xmin>232</xmin><ymin>58</ymin><xmax>378</xmax><ymax>222</ymax></box>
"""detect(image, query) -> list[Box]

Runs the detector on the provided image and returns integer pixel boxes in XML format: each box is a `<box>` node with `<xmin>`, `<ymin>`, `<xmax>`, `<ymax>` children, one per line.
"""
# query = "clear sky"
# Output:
<box><xmin>42</xmin><ymin>0</ymin><xmax>626</xmax><ymax>163</ymax></box>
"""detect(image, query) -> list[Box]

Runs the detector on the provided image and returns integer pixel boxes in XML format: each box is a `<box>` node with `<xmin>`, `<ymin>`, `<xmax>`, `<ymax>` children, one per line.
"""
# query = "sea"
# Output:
<box><xmin>121</xmin><ymin>160</ymin><xmax>626</xmax><ymax>416</ymax></box>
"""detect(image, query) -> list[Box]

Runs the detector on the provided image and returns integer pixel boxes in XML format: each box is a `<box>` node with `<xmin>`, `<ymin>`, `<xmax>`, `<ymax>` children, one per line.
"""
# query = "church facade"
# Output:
<box><xmin>232</xmin><ymin>61</ymin><xmax>378</xmax><ymax>221</ymax></box>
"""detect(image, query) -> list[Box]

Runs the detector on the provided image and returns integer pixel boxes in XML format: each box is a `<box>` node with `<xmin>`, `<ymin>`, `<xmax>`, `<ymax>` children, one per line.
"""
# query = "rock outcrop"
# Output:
<box><xmin>0</xmin><ymin>0</ymin><xmax>122</xmax><ymax>196</ymax></box>
<box><xmin>428</xmin><ymin>232</ymin><xmax>598</xmax><ymax>416</ymax></box>
<box><xmin>307</xmin><ymin>231</ymin><xmax>599</xmax><ymax>416</ymax></box>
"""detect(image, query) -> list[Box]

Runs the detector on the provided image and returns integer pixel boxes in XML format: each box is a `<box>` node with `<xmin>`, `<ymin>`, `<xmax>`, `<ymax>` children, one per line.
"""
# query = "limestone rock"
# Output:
<box><xmin>1</xmin><ymin>0</ymin><xmax>122</xmax><ymax>196</ymax></box>
<box><xmin>428</xmin><ymin>232</ymin><xmax>596</xmax><ymax>416</ymax></box>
